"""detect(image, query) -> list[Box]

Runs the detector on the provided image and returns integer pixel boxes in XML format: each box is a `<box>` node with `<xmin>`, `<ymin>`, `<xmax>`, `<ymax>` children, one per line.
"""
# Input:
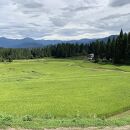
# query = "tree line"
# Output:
<box><xmin>0</xmin><ymin>29</ymin><xmax>130</xmax><ymax>64</ymax></box>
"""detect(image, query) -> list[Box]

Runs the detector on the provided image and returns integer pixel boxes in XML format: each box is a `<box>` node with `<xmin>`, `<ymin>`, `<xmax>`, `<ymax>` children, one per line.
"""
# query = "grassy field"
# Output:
<box><xmin>0</xmin><ymin>58</ymin><xmax>130</xmax><ymax>128</ymax></box>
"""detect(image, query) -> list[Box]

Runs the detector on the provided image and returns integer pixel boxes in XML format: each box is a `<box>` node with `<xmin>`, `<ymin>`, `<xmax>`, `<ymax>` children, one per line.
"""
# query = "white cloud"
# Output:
<box><xmin>0</xmin><ymin>0</ymin><xmax>129</xmax><ymax>40</ymax></box>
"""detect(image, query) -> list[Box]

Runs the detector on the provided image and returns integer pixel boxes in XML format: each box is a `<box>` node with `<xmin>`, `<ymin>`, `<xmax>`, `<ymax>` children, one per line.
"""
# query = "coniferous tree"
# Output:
<box><xmin>123</xmin><ymin>33</ymin><xmax>128</xmax><ymax>60</ymax></box>
<box><xmin>127</xmin><ymin>32</ymin><xmax>130</xmax><ymax>61</ymax></box>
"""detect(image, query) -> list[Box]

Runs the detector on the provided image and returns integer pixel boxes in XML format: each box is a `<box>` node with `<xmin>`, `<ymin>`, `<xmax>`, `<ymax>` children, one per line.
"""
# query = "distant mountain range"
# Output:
<box><xmin>0</xmin><ymin>35</ymin><xmax>117</xmax><ymax>48</ymax></box>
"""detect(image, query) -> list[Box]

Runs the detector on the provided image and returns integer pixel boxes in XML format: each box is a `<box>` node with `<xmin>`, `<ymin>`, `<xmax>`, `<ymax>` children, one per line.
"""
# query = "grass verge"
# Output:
<box><xmin>1</xmin><ymin>114</ymin><xmax>130</xmax><ymax>129</ymax></box>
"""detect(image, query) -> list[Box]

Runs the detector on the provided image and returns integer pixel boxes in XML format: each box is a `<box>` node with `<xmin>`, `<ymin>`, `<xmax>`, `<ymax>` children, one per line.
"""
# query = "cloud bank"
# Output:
<box><xmin>0</xmin><ymin>0</ymin><xmax>130</xmax><ymax>40</ymax></box>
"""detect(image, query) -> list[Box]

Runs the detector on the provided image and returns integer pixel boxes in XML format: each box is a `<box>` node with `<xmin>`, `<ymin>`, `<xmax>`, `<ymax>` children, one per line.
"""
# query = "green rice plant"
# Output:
<box><xmin>0</xmin><ymin>59</ymin><xmax>130</xmax><ymax>120</ymax></box>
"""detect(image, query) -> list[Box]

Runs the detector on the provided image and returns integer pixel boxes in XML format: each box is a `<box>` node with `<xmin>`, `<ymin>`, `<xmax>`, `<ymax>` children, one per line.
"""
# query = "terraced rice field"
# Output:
<box><xmin>0</xmin><ymin>59</ymin><xmax>130</xmax><ymax>118</ymax></box>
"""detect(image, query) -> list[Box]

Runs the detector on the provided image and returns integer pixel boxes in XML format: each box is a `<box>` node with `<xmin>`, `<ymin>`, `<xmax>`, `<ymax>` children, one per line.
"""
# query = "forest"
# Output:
<box><xmin>0</xmin><ymin>29</ymin><xmax>130</xmax><ymax>64</ymax></box>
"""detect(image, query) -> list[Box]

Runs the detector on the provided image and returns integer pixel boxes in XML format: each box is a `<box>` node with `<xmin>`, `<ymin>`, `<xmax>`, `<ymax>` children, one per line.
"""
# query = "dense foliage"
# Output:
<box><xmin>0</xmin><ymin>30</ymin><xmax>130</xmax><ymax>64</ymax></box>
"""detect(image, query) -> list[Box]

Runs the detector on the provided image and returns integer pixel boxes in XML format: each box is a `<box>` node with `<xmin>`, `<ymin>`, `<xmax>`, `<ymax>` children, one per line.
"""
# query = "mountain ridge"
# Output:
<box><xmin>0</xmin><ymin>35</ymin><xmax>117</xmax><ymax>48</ymax></box>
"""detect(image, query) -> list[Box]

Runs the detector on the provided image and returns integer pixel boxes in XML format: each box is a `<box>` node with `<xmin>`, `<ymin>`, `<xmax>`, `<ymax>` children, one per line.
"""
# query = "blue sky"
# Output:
<box><xmin>0</xmin><ymin>0</ymin><xmax>130</xmax><ymax>40</ymax></box>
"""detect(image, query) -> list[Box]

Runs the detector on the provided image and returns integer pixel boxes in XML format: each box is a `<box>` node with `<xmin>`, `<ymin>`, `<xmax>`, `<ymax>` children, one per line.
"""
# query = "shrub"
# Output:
<box><xmin>22</xmin><ymin>115</ymin><xmax>33</xmax><ymax>121</ymax></box>
<box><xmin>94</xmin><ymin>58</ymin><xmax>99</xmax><ymax>63</ymax></box>
<box><xmin>0</xmin><ymin>57</ymin><xmax>4</xmax><ymax>62</ymax></box>
<box><xmin>8</xmin><ymin>57</ymin><xmax>13</xmax><ymax>62</ymax></box>
<box><xmin>0</xmin><ymin>114</ymin><xmax>13</xmax><ymax>126</ymax></box>
<box><xmin>0</xmin><ymin>114</ymin><xmax>13</xmax><ymax>122</ymax></box>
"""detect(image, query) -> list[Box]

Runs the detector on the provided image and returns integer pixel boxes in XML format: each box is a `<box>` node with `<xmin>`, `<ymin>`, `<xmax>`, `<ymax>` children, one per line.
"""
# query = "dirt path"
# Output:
<box><xmin>44</xmin><ymin>126</ymin><xmax>130</xmax><ymax>130</ymax></box>
<box><xmin>1</xmin><ymin>126</ymin><xmax>130</xmax><ymax>130</ymax></box>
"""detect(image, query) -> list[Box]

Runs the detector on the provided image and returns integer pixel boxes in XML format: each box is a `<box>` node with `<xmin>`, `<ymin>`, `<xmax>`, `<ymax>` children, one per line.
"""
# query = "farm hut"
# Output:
<box><xmin>88</xmin><ymin>53</ymin><xmax>94</xmax><ymax>60</ymax></box>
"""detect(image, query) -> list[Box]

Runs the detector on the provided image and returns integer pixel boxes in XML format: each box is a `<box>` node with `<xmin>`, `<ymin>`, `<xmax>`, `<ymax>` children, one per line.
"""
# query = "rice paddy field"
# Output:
<box><xmin>0</xmin><ymin>58</ymin><xmax>130</xmax><ymax>120</ymax></box>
